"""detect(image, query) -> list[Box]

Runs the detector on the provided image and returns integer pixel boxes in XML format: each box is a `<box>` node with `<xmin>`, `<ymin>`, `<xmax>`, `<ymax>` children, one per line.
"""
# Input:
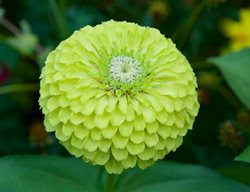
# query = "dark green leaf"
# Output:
<box><xmin>208</xmin><ymin>48</ymin><xmax>250</xmax><ymax>108</ymax></box>
<box><xmin>117</xmin><ymin>161</ymin><xmax>250</xmax><ymax>192</ymax></box>
<box><xmin>235</xmin><ymin>146</ymin><xmax>250</xmax><ymax>163</ymax></box>
<box><xmin>0</xmin><ymin>155</ymin><xmax>100</xmax><ymax>192</ymax></box>
<box><xmin>0</xmin><ymin>42</ymin><xmax>19</xmax><ymax>68</ymax></box>
<box><xmin>219</xmin><ymin>166</ymin><xmax>250</xmax><ymax>185</ymax></box>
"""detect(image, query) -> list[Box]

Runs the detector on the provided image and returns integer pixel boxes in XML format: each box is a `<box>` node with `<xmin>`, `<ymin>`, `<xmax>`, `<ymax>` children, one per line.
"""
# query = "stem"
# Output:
<box><xmin>173</xmin><ymin>0</ymin><xmax>208</xmax><ymax>49</ymax></box>
<box><xmin>48</xmin><ymin>0</ymin><xmax>68</xmax><ymax>39</ymax></box>
<box><xmin>0</xmin><ymin>18</ymin><xmax>21</xmax><ymax>35</ymax></box>
<box><xmin>0</xmin><ymin>83</ymin><xmax>39</xmax><ymax>94</ymax></box>
<box><xmin>104</xmin><ymin>173</ymin><xmax>115</xmax><ymax>192</ymax></box>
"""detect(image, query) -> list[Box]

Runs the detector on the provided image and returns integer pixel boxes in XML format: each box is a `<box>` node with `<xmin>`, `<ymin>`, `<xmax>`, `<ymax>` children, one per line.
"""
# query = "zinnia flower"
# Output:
<box><xmin>39</xmin><ymin>20</ymin><xmax>199</xmax><ymax>174</ymax></box>
<box><xmin>221</xmin><ymin>8</ymin><xmax>250</xmax><ymax>52</ymax></box>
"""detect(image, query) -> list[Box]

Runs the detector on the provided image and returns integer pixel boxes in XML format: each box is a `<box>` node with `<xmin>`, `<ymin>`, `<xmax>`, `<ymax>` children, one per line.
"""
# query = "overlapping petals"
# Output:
<box><xmin>39</xmin><ymin>20</ymin><xmax>199</xmax><ymax>174</ymax></box>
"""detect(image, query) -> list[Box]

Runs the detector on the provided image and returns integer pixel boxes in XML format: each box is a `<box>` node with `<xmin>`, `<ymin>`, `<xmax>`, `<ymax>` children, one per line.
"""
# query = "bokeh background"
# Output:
<box><xmin>1</xmin><ymin>0</ymin><xmax>250</xmax><ymax>185</ymax></box>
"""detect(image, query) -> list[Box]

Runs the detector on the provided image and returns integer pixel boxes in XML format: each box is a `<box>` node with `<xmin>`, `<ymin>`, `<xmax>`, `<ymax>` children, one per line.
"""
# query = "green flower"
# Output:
<box><xmin>39</xmin><ymin>20</ymin><xmax>199</xmax><ymax>174</ymax></box>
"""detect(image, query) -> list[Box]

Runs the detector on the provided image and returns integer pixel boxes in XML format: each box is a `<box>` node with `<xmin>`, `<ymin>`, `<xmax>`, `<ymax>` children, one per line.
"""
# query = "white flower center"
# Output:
<box><xmin>109</xmin><ymin>56</ymin><xmax>143</xmax><ymax>83</ymax></box>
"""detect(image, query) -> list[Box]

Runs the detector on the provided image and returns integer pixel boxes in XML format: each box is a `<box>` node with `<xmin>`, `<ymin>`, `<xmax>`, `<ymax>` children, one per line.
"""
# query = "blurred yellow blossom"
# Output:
<box><xmin>149</xmin><ymin>0</ymin><xmax>169</xmax><ymax>23</ymax></box>
<box><xmin>221</xmin><ymin>8</ymin><xmax>250</xmax><ymax>52</ymax></box>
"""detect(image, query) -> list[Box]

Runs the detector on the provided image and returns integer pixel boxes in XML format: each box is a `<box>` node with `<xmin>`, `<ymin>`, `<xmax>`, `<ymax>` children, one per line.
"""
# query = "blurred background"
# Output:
<box><xmin>0</xmin><ymin>0</ymin><xmax>250</xmax><ymax>184</ymax></box>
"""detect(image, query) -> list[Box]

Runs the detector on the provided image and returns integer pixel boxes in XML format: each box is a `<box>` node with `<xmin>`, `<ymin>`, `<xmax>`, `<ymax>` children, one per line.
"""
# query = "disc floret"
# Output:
<box><xmin>104</xmin><ymin>55</ymin><xmax>147</xmax><ymax>95</ymax></box>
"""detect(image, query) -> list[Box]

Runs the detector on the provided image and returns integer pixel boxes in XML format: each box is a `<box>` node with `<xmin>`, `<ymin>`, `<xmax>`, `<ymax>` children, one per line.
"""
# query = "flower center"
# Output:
<box><xmin>109</xmin><ymin>56</ymin><xmax>143</xmax><ymax>83</ymax></box>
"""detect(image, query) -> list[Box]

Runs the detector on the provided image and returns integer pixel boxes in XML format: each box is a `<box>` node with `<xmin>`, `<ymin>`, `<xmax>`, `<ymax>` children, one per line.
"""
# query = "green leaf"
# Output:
<box><xmin>0</xmin><ymin>155</ymin><xmax>100</xmax><ymax>192</ymax></box>
<box><xmin>1</xmin><ymin>156</ymin><xmax>249</xmax><ymax>192</ymax></box>
<box><xmin>235</xmin><ymin>146</ymin><xmax>250</xmax><ymax>163</ymax></box>
<box><xmin>219</xmin><ymin>166</ymin><xmax>250</xmax><ymax>185</ymax></box>
<box><xmin>208</xmin><ymin>48</ymin><xmax>250</xmax><ymax>108</ymax></box>
<box><xmin>117</xmin><ymin>161</ymin><xmax>250</xmax><ymax>192</ymax></box>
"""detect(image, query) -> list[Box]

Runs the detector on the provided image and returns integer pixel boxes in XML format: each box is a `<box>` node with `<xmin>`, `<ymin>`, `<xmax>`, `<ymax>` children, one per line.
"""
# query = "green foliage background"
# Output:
<box><xmin>0</xmin><ymin>0</ymin><xmax>250</xmax><ymax>191</ymax></box>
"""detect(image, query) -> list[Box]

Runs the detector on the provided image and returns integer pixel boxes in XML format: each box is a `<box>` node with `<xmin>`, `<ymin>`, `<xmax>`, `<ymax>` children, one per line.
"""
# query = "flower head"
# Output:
<box><xmin>221</xmin><ymin>8</ymin><xmax>250</xmax><ymax>52</ymax></box>
<box><xmin>39</xmin><ymin>20</ymin><xmax>199</xmax><ymax>174</ymax></box>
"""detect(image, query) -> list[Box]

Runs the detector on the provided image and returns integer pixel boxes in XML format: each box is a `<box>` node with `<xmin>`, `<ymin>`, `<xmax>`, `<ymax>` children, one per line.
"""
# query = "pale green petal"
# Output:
<box><xmin>169</xmin><ymin>127</ymin><xmax>179</xmax><ymax>138</ymax></box>
<box><xmin>80</xmin><ymin>89</ymin><xmax>98</xmax><ymax>103</ymax></box>
<box><xmin>49</xmin><ymin>84</ymin><xmax>62</xmax><ymax>95</ymax></box>
<box><xmin>58</xmin><ymin>108</ymin><xmax>71</xmax><ymax>123</ymax></box>
<box><xmin>157</xmin><ymin>125</ymin><xmax>170</xmax><ymax>139</ymax></box>
<box><xmin>127</xmin><ymin>141</ymin><xmax>145</xmax><ymax>155</ymax></box>
<box><xmin>146</xmin><ymin>121</ymin><xmax>159</xmax><ymax>134</ymax></box>
<box><xmin>135</xmin><ymin>95</ymin><xmax>150</xmax><ymax>107</ymax></box>
<box><xmin>137</xmin><ymin>159</ymin><xmax>155</xmax><ymax>170</ymax></box>
<box><xmin>95</xmin><ymin>96</ymin><xmax>109</xmax><ymax>115</ymax></box>
<box><xmin>118</xmin><ymin>96</ymin><xmax>127</xmax><ymax>114</ymax></box>
<box><xmin>131</xmin><ymin>99</ymin><xmax>142</xmax><ymax>115</ymax></box>
<box><xmin>84</xmin><ymin>115</ymin><xmax>96</xmax><ymax>129</ymax></box>
<box><xmin>74</xmin><ymin>125</ymin><xmax>89</xmax><ymax>139</ymax></box>
<box><xmin>98</xmin><ymin>139</ymin><xmax>112</xmax><ymax>152</ymax></box>
<box><xmin>44</xmin><ymin>117</ymin><xmax>55</xmax><ymax>132</ymax></box>
<box><xmin>47</xmin><ymin>110</ymin><xmax>60</xmax><ymax>126</ymax></box>
<box><xmin>130</xmin><ymin>131</ymin><xmax>145</xmax><ymax>144</ymax></box>
<box><xmin>58</xmin><ymin>95</ymin><xmax>70</xmax><ymax>108</ymax></box>
<box><xmin>94</xmin><ymin>151</ymin><xmax>110</xmax><ymax>165</ymax></box>
<box><xmin>121</xmin><ymin>155</ymin><xmax>137</xmax><ymax>169</ymax></box>
<box><xmin>66</xmin><ymin>89</ymin><xmax>82</xmax><ymax>99</ymax></box>
<box><xmin>111</xmin><ymin>146</ymin><xmax>128</xmax><ymax>161</ymax></box>
<box><xmin>58</xmin><ymin>80</ymin><xmax>76</xmax><ymax>92</ymax></box>
<box><xmin>83</xmin><ymin>149</ymin><xmax>97</xmax><ymax>162</ymax></box>
<box><xmin>174</xmin><ymin>112</ymin><xmax>185</xmax><ymax>128</ymax></box>
<box><xmin>63</xmin><ymin>141</ymin><xmax>84</xmax><ymax>157</ymax></box>
<box><xmin>90</xmin><ymin>128</ymin><xmax>102</xmax><ymax>140</ymax></box>
<box><xmin>143</xmin><ymin>94</ymin><xmax>163</xmax><ymax>112</ymax></box>
<box><xmin>145</xmin><ymin>132</ymin><xmax>159</xmax><ymax>147</ymax></box>
<box><xmin>55</xmin><ymin>126</ymin><xmax>70</xmax><ymax>141</ymax></box>
<box><xmin>142</xmin><ymin>106</ymin><xmax>155</xmax><ymax>123</ymax></box>
<box><xmin>71</xmin><ymin>134</ymin><xmax>84</xmax><ymax>149</ymax></box>
<box><xmin>110</xmin><ymin>109</ymin><xmax>125</xmax><ymax>126</ymax></box>
<box><xmin>83</xmin><ymin>136</ymin><xmax>98</xmax><ymax>152</ymax></box>
<box><xmin>119</xmin><ymin>121</ymin><xmax>133</xmax><ymax>137</ymax></box>
<box><xmin>105</xmin><ymin>157</ymin><xmax>123</xmax><ymax>174</ymax></box>
<box><xmin>138</xmin><ymin>147</ymin><xmax>155</xmax><ymax>160</ymax></box>
<box><xmin>184</xmin><ymin>95</ymin><xmax>195</xmax><ymax>110</ymax></box>
<box><xmin>46</xmin><ymin>97</ymin><xmax>59</xmax><ymax>111</ymax></box>
<box><xmin>133</xmin><ymin>116</ymin><xmax>146</xmax><ymax>131</ymax></box>
<box><xmin>62</xmin><ymin>122</ymin><xmax>74</xmax><ymax>136</ymax></box>
<box><xmin>155</xmin><ymin>137</ymin><xmax>166</xmax><ymax>150</ymax></box>
<box><xmin>70</xmin><ymin>99</ymin><xmax>83</xmax><ymax>113</ymax></box>
<box><xmin>95</xmin><ymin>114</ymin><xmax>109</xmax><ymax>129</ymax></box>
<box><xmin>70</xmin><ymin>112</ymin><xmax>85</xmax><ymax>125</ymax></box>
<box><xmin>165</xmin><ymin>113</ymin><xmax>175</xmax><ymax>126</ymax></box>
<box><xmin>173</xmin><ymin>136</ymin><xmax>183</xmax><ymax>151</ymax></box>
<box><xmin>178</xmin><ymin>127</ymin><xmax>188</xmax><ymax>136</ymax></box>
<box><xmin>112</xmin><ymin>134</ymin><xmax>129</xmax><ymax>149</ymax></box>
<box><xmin>153</xmin><ymin>148</ymin><xmax>168</xmax><ymax>160</ymax></box>
<box><xmin>106</xmin><ymin>96</ymin><xmax>118</xmax><ymax>112</ymax></box>
<box><xmin>125</xmin><ymin>103</ymin><xmax>135</xmax><ymax>121</ymax></box>
<box><xmin>173</xmin><ymin>98</ymin><xmax>183</xmax><ymax>112</ymax></box>
<box><xmin>82</xmin><ymin>98</ymin><xmax>96</xmax><ymax>116</ymax></box>
<box><xmin>156</xmin><ymin>110</ymin><xmax>168</xmax><ymax>124</ymax></box>
<box><xmin>161</xmin><ymin>97</ymin><xmax>174</xmax><ymax>112</ymax></box>
<box><xmin>165</xmin><ymin>138</ymin><xmax>175</xmax><ymax>151</ymax></box>
<box><xmin>102</xmin><ymin>126</ymin><xmax>118</xmax><ymax>139</ymax></box>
